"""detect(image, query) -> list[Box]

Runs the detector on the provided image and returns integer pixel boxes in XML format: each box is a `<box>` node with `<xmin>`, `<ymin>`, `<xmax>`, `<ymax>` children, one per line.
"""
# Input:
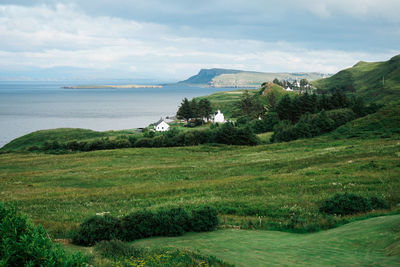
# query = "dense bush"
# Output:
<box><xmin>72</xmin><ymin>214</ymin><xmax>120</xmax><ymax>246</ymax></box>
<box><xmin>319</xmin><ymin>193</ymin><xmax>389</xmax><ymax>215</ymax></box>
<box><xmin>0</xmin><ymin>203</ymin><xmax>86</xmax><ymax>266</ymax></box>
<box><xmin>191</xmin><ymin>206</ymin><xmax>219</xmax><ymax>232</ymax></box>
<box><xmin>120</xmin><ymin>210</ymin><xmax>156</xmax><ymax>241</ymax></box>
<box><xmin>153</xmin><ymin>207</ymin><xmax>191</xmax><ymax>236</ymax></box>
<box><xmin>73</xmin><ymin>206</ymin><xmax>219</xmax><ymax>246</ymax></box>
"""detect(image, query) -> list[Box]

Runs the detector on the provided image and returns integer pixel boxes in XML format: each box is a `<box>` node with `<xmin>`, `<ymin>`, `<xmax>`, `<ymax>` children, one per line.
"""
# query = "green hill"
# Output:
<box><xmin>0</xmin><ymin>128</ymin><xmax>138</xmax><ymax>152</ymax></box>
<box><xmin>177</xmin><ymin>68</ymin><xmax>329</xmax><ymax>88</ymax></box>
<box><xmin>313</xmin><ymin>54</ymin><xmax>400</xmax><ymax>103</ymax></box>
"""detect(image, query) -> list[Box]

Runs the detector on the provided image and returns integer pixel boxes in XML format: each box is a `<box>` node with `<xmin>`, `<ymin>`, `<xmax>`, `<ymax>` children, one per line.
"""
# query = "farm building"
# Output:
<box><xmin>153</xmin><ymin>118</ymin><xmax>170</xmax><ymax>132</ymax></box>
<box><xmin>213</xmin><ymin>110</ymin><xmax>225</xmax><ymax>123</ymax></box>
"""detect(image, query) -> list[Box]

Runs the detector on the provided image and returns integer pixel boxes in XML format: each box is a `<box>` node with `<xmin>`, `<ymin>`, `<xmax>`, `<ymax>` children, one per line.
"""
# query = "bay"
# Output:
<box><xmin>0</xmin><ymin>81</ymin><xmax>233</xmax><ymax>148</ymax></box>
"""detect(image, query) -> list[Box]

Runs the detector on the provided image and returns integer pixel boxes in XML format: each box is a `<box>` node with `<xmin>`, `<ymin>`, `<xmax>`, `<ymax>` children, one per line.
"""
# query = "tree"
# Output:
<box><xmin>276</xmin><ymin>94</ymin><xmax>292</xmax><ymax>121</ymax></box>
<box><xmin>177</xmin><ymin>98</ymin><xmax>192</xmax><ymax>121</ymax></box>
<box><xmin>198</xmin><ymin>99</ymin><xmax>212</xmax><ymax>121</ymax></box>
<box><xmin>265</xmin><ymin>91</ymin><xmax>276</xmax><ymax>111</ymax></box>
<box><xmin>237</xmin><ymin>90</ymin><xmax>264</xmax><ymax>119</ymax></box>
<box><xmin>190</xmin><ymin>98</ymin><xmax>199</xmax><ymax>118</ymax></box>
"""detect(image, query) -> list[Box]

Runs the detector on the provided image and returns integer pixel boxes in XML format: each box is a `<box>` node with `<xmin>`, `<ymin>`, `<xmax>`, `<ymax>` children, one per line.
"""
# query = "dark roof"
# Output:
<box><xmin>153</xmin><ymin>118</ymin><xmax>166</xmax><ymax>126</ymax></box>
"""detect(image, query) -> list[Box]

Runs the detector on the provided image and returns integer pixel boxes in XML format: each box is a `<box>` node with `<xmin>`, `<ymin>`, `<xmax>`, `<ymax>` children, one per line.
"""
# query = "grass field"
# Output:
<box><xmin>1</xmin><ymin>133</ymin><xmax>399</xmax><ymax>237</ymax></box>
<box><xmin>134</xmin><ymin>214</ymin><xmax>400</xmax><ymax>266</ymax></box>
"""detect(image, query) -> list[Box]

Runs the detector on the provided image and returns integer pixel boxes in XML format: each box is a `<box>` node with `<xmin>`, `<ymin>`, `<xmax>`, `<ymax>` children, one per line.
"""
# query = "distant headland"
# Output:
<box><xmin>62</xmin><ymin>84</ymin><xmax>163</xmax><ymax>89</ymax></box>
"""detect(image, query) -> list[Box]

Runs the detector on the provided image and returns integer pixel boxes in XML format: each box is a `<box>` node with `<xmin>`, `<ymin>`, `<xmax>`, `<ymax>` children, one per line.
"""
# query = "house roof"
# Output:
<box><xmin>153</xmin><ymin>118</ymin><xmax>168</xmax><ymax>127</ymax></box>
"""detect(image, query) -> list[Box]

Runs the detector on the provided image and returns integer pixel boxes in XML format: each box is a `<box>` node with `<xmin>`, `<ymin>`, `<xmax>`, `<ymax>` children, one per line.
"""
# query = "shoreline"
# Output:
<box><xmin>62</xmin><ymin>84</ymin><xmax>163</xmax><ymax>89</ymax></box>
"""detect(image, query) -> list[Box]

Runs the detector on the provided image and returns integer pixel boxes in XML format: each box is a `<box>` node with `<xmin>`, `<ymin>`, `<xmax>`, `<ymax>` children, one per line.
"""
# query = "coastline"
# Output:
<box><xmin>62</xmin><ymin>84</ymin><xmax>163</xmax><ymax>89</ymax></box>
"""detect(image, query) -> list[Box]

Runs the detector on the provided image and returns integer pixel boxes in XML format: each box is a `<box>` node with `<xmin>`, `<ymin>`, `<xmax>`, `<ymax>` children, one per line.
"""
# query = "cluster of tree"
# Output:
<box><xmin>30</xmin><ymin>123</ymin><xmax>260</xmax><ymax>153</ymax></box>
<box><xmin>72</xmin><ymin>206</ymin><xmax>219</xmax><ymax>246</ymax></box>
<box><xmin>271</xmin><ymin>109</ymin><xmax>356</xmax><ymax>142</ymax></box>
<box><xmin>272</xmin><ymin>78</ymin><xmax>310</xmax><ymax>91</ymax></box>
<box><xmin>275</xmin><ymin>90</ymin><xmax>380</xmax><ymax>124</ymax></box>
<box><xmin>176</xmin><ymin>98</ymin><xmax>212</xmax><ymax>121</ymax></box>
<box><xmin>234</xmin><ymin>87</ymin><xmax>381</xmax><ymax>142</ymax></box>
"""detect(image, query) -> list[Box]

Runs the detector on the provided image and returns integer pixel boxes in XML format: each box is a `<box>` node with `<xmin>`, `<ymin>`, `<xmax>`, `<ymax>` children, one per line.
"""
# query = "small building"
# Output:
<box><xmin>213</xmin><ymin>110</ymin><xmax>225</xmax><ymax>123</ymax></box>
<box><xmin>153</xmin><ymin>118</ymin><xmax>170</xmax><ymax>132</ymax></box>
<box><xmin>285</xmin><ymin>87</ymin><xmax>293</xmax><ymax>91</ymax></box>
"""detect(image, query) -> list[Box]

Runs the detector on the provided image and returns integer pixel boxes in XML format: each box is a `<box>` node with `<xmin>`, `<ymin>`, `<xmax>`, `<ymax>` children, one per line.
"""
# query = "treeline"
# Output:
<box><xmin>30</xmin><ymin>122</ymin><xmax>259</xmax><ymax>153</ymax></box>
<box><xmin>235</xmin><ymin>89</ymin><xmax>381</xmax><ymax>142</ymax></box>
<box><xmin>72</xmin><ymin>206</ymin><xmax>218</xmax><ymax>246</ymax></box>
<box><xmin>177</xmin><ymin>98</ymin><xmax>212</xmax><ymax>121</ymax></box>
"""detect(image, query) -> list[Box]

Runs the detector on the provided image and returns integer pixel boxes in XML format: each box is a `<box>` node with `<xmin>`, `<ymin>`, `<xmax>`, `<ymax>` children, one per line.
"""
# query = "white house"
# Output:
<box><xmin>285</xmin><ymin>87</ymin><xmax>293</xmax><ymax>91</ymax></box>
<box><xmin>213</xmin><ymin>110</ymin><xmax>225</xmax><ymax>123</ymax></box>
<box><xmin>153</xmin><ymin>118</ymin><xmax>170</xmax><ymax>132</ymax></box>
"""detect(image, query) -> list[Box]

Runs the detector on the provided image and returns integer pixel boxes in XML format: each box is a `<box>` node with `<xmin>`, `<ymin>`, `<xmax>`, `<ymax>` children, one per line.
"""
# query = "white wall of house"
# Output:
<box><xmin>155</xmin><ymin>121</ymin><xmax>170</xmax><ymax>131</ymax></box>
<box><xmin>214</xmin><ymin>110</ymin><xmax>225</xmax><ymax>123</ymax></box>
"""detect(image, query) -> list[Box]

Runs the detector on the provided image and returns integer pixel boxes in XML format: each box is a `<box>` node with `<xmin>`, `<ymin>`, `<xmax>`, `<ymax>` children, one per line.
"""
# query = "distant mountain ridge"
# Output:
<box><xmin>313</xmin><ymin>54</ymin><xmax>400</xmax><ymax>103</ymax></box>
<box><xmin>176</xmin><ymin>68</ymin><xmax>329</xmax><ymax>88</ymax></box>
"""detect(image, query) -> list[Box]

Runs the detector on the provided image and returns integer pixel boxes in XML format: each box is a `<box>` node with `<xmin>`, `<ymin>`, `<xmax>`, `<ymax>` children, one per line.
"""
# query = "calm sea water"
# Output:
<box><xmin>0</xmin><ymin>82</ymin><xmax>232</xmax><ymax>148</ymax></box>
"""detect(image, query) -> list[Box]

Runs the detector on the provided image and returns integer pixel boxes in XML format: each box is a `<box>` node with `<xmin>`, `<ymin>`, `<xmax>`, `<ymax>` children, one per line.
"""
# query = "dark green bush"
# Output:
<box><xmin>319</xmin><ymin>193</ymin><xmax>388</xmax><ymax>215</ymax></box>
<box><xmin>133</xmin><ymin>137</ymin><xmax>154</xmax><ymax>147</ymax></box>
<box><xmin>72</xmin><ymin>215</ymin><xmax>121</xmax><ymax>246</ymax></box>
<box><xmin>120</xmin><ymin>210</ymin><xmax>156</xmax><ymax>241</ymax></box>
<box><xmin>191</xmin><ymin>206</ymin><xmax>219</xmax><ymax>232</ymax></box>
<box><xmin>0</xmin><ymin>203</ymin><xmax>86</xmax><ymax>266</ymax></box>
<box><xmin>74</xmin><ymin>206</ymin><xmax>219</xmax><ymax>246</ymax></box>
<box><xmin>153</xmin><ymin>207</ymin><xmax>191</xmax><ymax>236</ymax></box>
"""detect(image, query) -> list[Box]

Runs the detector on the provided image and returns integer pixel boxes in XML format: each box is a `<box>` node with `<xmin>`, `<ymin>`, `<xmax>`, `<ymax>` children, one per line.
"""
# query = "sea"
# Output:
<box><xmin>0</xmin><ymin>81</ymin><xmax>233</xmax><ymax>148</ymax></box>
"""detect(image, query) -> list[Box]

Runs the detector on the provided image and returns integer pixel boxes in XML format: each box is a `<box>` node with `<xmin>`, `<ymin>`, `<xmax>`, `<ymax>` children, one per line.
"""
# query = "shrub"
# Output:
<box><xmin>153</xmin><ymin>208</ymin><xmax>191</xmax><ymax>236</ymax></box>
<box><xmin>191</xmin><ymin>206</ymin><xmax>219</xmax><ymax>232</ymax></box>
<box><xmin>319</xmin><ymin>193</ymin><xmax>388</xmax><ymax>216</ymax></box>
<box><xmin>72</xmin><ymin>215</ymin><xmax>121</xmax><ymax>246</ymax></box>
<box><xmin>0</xmin><ymin>203</ymin><xmax>86</xmax><ymax>266</ymax></box>
<box><xmin>120</xmin><ymin>210</ymin><xmax>156</xmax><ymax>241</ymax></box>
<box><xmin>133</xmin><ymin>137</ymin><xmax>154</xmax><ymax>148</ymax></box>
<box><xmin>94</xmin><ymin>239</ymin><xmax>144</xmax><ymax>259</ymax></box>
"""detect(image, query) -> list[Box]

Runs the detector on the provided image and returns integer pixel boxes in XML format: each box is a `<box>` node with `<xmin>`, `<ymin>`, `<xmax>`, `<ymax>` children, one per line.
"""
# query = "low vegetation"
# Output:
<box><xmin>0</xmin><ymin>203</ymin><xmax>86</xmax><ymax>266</ymax></box>
<box><xmin>72</xmin><ymin>206</ymin><xmax>218</xmax><ymax>246</ymax></box>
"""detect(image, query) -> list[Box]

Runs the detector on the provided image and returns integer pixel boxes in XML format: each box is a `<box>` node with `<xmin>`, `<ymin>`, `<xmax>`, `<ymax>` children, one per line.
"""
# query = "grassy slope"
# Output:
<box><xmin>313</xmin><ymin>54</ymin><xmax>400</xmax><ymax>103</ymax></box>
<box><xmin>194</xmin><ymin>83</ymin><xmax>294</xmax><ymax>118</ymax></box>
<box><xmin>194</xmin><ymin>89</ymin><xmax>257</xmax><ymax>118</ymax></box>
<box><xmin>0</xmin><ymin>132</ymin><xmax>399</xmax><ymax>236</ymax></box>
<box><xmin>1</xmin><ymin>128</ymin><xmax>139</xmax><ymax>152</ymax></box>
<box><xmin>135</xmin><ymin>215</ymin><xmax>400</xmax><ymax>266</ymax></box>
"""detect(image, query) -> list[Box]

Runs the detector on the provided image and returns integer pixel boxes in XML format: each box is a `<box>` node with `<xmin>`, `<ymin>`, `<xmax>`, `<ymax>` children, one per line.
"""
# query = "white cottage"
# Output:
<box><xmin>213</xmin><ymin>110</ymin><xmax>225</xmax><ymax>123</ymax></box>
<box><xmin>153</xmin><ymin>118</ymin><xmax>170</xmax><ymax>132</ymax></box>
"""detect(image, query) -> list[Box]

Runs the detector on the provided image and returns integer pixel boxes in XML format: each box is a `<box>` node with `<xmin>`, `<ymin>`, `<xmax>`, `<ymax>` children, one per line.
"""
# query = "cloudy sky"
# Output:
<box><xmin>0</xmin><ymin>0</ymin><xmax>399</xmax><ymax>81</ymax></box>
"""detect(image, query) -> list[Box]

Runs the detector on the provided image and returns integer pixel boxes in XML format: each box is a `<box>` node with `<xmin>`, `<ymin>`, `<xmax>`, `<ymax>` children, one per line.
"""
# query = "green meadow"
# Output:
<box><xmin>134</xmin><ymin>215</ymin><xmax>400</xmax><ymax>266</ymax></box>
<box><xmin>1</xmin><ymin>131</ymin><xmax>399</xmax><ymax>237</ymax></box>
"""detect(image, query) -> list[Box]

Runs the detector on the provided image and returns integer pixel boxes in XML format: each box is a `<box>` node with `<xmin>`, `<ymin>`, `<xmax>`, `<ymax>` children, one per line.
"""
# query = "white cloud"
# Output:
<box><xmin>0</xmin><ymin>3</ymin><xmax>397</xmax><ymax>80</ymax></box>
<box><xmin>295</xmin><ymin>0</ymin><xmax>400</xmax><ymax>21</ymax></box>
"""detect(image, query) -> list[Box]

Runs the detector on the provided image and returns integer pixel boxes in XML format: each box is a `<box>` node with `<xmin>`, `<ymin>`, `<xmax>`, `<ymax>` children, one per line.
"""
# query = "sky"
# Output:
<box><xmin>0</xmin><ymin>0</ymin><xmax>399</xmax><ymax>81</ymax></box>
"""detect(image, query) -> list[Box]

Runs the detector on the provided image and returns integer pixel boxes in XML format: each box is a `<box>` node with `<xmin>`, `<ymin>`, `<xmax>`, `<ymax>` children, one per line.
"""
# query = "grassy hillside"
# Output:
<box><xmin>1</xmin><ymin>128</ymin><xmax>139</xmax><ymax>152</ymax></box>
<box><xmin>331</xmin><ymin>101</ymin><xmax>400</xmax><ymax>139</ymax></box>
<box><xmin>313</xmin><ymin>54</ymin><xmax>400</xmax><ymax>103</ymax></box>
<box><xmin>135</xmin><ymin>215</ymin><xmax>400</xmax><ymax>266</ymax></box>
<box><xmin>0</xmin><ymin>129</ymin><xmax>399</xmax><ymax>237</ymax></box>
<box><xmin>194</xmin><ymin>89</ymin><xmax>257</xmax><ymax>118</ymax></box>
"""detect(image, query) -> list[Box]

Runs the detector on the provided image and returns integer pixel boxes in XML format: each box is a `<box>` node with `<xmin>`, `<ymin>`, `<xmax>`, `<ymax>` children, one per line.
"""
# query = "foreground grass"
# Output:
<box><xmin>0</xmin><ymin>134</ymin><xmax>399</xmax><ymax>236</ymax></box>
<box><xmin>134</xmin><ymin>214</ymin><xmax>400</xmax><ymax>266</ymax></box>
